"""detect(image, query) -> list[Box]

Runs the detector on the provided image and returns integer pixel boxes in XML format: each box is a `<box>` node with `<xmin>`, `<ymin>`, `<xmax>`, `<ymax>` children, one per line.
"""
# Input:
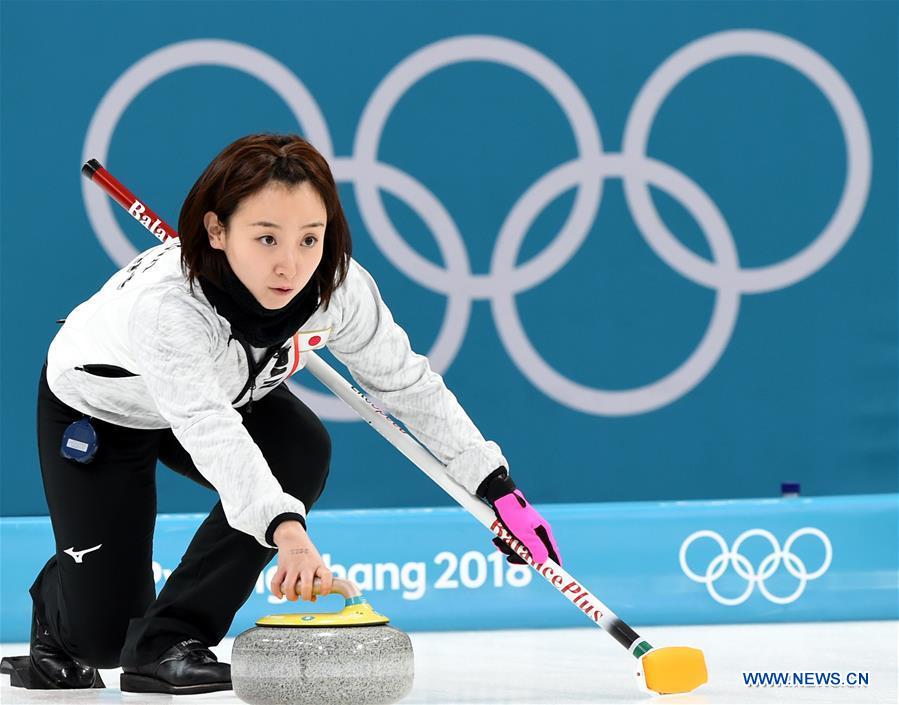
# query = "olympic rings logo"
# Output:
<box><xmin>81</xmin><ymin>31</ymin><xmax>871</xmax><ymax>420</ymax></box>
<box><xmin>679</xmin><ymin>528</ymin><xmax>833</xmax><ymax>606</ymax></box>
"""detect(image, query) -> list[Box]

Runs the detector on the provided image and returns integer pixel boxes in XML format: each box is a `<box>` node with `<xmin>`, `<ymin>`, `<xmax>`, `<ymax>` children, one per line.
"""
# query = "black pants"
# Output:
<box><xmin>30</xmin><ymin>365</ymin><xmax>331</xmax><ymax>668</ymax></box>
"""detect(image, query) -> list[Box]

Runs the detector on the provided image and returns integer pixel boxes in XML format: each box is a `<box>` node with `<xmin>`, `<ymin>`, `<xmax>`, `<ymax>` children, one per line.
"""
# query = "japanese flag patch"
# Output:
<box><xmin>294</xmin><ymin>328</ymin><xmax>331</xmax><ymax>351</ymax></box>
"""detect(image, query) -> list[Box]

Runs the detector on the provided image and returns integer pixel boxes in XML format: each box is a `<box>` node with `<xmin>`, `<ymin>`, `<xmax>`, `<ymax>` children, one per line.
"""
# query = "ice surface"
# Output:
<box><xmin>2</xmin><ymin>621</ymin><xmax>896</xmax><ymax>704</ymax></box>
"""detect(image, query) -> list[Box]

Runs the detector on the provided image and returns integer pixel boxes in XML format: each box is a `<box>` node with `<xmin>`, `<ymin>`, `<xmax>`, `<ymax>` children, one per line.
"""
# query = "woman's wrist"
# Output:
<box><xmin>265</xmin><ymin>512</ymin><xmax>308</xmax><ymax>547</ymax></box>
<box><xmin>273</xmin><ymin>519</ymin><xmax>307</xmax><ymax>545</ymax></box>
<box><xmin>476</xmin><ymin>466</ymin><xmax>517</xmax><ymax>504</ymax></box>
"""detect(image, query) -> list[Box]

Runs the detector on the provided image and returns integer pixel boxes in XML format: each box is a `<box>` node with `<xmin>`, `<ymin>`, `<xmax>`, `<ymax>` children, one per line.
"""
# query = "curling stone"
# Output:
<box><xmin>232</xmin><ymin>578</ymin><xmax>413</xmax><ymax>705</ymax></box>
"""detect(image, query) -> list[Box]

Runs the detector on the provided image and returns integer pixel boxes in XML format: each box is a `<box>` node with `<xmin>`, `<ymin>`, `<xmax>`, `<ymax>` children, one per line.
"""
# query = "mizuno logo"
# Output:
<box><xmin>63</xmin><ymin>544</ymin><xmax>102</xmax><ymax>564</ymax></box>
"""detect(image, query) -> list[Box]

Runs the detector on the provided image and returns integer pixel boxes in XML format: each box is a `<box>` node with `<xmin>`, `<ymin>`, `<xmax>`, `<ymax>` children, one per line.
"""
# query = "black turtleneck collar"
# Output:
<box><xmin>198</xmin><ymin>266</ymin><xmax>320</xmax><ymax>348</ymax></box>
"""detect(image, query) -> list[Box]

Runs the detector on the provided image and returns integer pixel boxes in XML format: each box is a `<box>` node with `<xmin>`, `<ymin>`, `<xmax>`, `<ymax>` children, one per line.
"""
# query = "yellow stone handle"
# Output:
<box><xmin>300</xmin><ymin>577</ymin><xmax>361</xmax><ymax>601</ymax></box>
<box><xmin>258</xmin><ymin>578</ymin><xmax>389</xmax><ymax>627</ymax></box>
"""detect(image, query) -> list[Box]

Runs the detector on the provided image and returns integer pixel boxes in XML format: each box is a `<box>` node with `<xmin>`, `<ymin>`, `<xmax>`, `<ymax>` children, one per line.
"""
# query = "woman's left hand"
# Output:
<box><xmin>476</xmin><ymin>468</ymin><xmax>562</xmax><ymax>566</ymax></box>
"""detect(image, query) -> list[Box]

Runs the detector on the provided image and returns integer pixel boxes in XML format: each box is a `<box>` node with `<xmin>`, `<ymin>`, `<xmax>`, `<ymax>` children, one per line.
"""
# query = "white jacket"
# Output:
<box><xmin>47</xmin><ymin>242</ymin><xmax>507</xmax><ymax>546</ymax></box>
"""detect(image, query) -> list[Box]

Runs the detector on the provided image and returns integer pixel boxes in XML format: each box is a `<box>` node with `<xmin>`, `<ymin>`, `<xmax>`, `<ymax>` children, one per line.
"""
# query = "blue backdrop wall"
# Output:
<box><xmin>1</xmin><ymin>0</ymin><xmax>896</xmax><ymax>518</ymax></box>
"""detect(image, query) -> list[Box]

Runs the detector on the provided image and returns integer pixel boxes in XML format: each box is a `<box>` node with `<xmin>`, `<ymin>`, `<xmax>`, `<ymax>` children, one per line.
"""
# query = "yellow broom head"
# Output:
<box><xmin>637</xmin><ymin>646</ymin><xmax>708</xmax><ymax>695</ymax></box>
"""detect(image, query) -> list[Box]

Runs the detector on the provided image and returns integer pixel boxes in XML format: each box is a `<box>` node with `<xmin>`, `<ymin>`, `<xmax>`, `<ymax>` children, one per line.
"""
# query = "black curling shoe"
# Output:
<box><xmin>120</xmin><ymin>639</ymin><xmax>232</xmax><ymax>695</ymax></box>
<box><xmin>0</xmin><ymin>607</ymin><xmax>104</xmax><ymax>689</ymax></box>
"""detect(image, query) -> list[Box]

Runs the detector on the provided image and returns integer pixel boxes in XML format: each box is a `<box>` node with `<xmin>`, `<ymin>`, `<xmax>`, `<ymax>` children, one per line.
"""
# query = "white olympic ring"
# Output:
<box><xmin>82</xmin><ymin>31</ymin><xmax>871</xmax><ymax>419</ymax></box>
<box><xmin>679</xmin><ymin>527</ymin><xmax>833</xmax><ymax>605</ymax></box>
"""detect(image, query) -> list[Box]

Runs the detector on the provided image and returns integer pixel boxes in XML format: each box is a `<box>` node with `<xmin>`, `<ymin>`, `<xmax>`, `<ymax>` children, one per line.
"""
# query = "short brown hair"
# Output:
<box><xmin>179</xmin><ymin>134</ymin><xmax>352</xmax><ymax>309</ymax></box>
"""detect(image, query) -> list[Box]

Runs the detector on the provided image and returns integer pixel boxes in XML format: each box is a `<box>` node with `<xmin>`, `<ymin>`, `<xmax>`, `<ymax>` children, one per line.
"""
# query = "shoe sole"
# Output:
<box><xmin>120</xmin><ymin>672</ymin><xmax>232</xmax><ymax>695</ymax></box>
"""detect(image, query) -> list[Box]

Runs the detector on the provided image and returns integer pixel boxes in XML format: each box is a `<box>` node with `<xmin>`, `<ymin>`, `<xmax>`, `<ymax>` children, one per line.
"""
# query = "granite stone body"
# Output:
<box><xmin>232</xmin><ymin>624</ymin><xmax>414</xmax><ymax>705</ymax></box>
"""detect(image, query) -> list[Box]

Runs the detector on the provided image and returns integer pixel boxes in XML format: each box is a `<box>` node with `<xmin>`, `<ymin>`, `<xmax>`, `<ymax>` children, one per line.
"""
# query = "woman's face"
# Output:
<box><xmin>206</xmin><ymin>181</ymin><xmax>327</xmax><ymax>310</ymax></box>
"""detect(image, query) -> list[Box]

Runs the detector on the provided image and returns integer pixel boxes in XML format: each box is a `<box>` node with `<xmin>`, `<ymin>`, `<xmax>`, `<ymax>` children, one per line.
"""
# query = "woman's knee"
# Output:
<box><xmin>274</xmin><ymin>418</ymin><xmax>331</xmax><ymax>507</ymax></box>
<box><xmin>71</xmin><ymin>638</ymin><xmax>123</xmax><ymax>670</ymax></box>
<box><xmin>64</xmin><ymin>608</ymin><xmax>141</xmax><ymax>668</ymax></box>
<box><xmin>245</xmin><ymin>385</ymin><xmax>333</xmax><ymax>506</ymax></box>
<box><xmin>57</xmin><ymin>577</ymin><xmax>155</xmax><ymax>668</ymax></box>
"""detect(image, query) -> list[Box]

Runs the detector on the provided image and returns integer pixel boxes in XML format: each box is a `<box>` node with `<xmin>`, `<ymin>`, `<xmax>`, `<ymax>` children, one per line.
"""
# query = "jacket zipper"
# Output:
<box><xmin>247</xmin><ymin>381</ymin><xmax>256</xmax><ymax>414</ymax></box>
<box><xmin>232</xmin><ymin>338</ymin><xmax>281</xmax><ymax>414</ymax></box>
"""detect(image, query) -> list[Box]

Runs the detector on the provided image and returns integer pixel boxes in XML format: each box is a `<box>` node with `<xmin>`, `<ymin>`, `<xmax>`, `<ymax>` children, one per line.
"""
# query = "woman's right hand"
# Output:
<box><xmin>269</xmin><ymin>520</ymin><xmax>333</xmax><ymax>602</ymax></box>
